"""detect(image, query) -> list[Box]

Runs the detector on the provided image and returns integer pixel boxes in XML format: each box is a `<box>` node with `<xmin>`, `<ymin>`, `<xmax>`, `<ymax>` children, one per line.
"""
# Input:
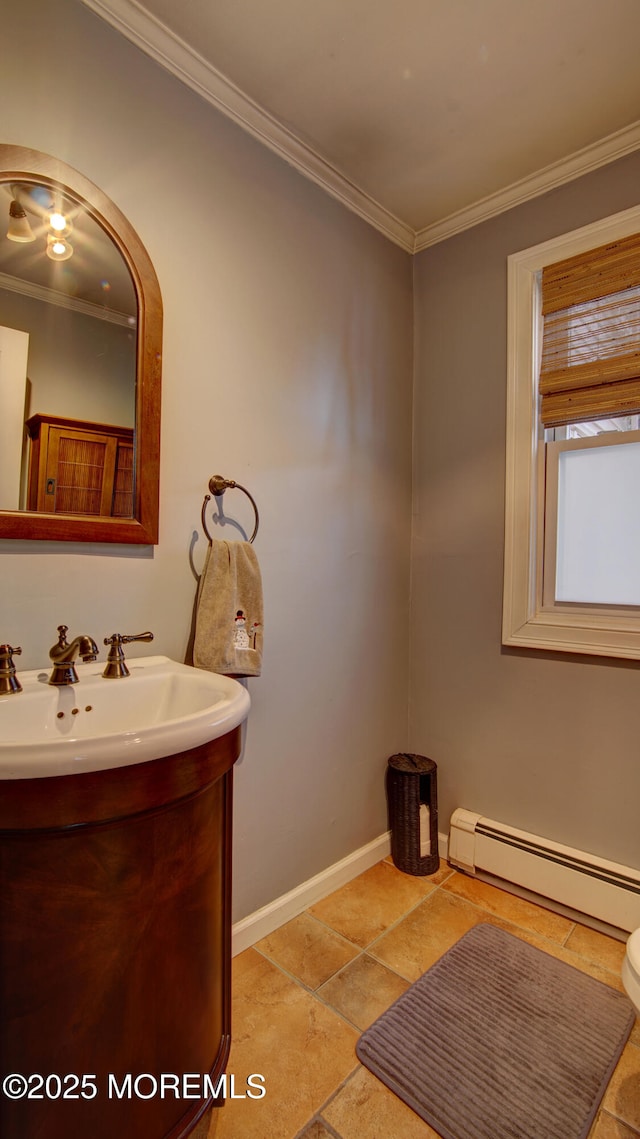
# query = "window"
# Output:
<box><xmin>503</xmin><ymin>205</ymin><xmax>640</xmax><ymax>659</ymax></box>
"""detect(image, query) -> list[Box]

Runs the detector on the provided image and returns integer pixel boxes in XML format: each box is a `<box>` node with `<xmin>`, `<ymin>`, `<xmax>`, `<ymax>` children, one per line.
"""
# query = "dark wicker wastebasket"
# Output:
<box><xmin>386</xmin><ymin>753</ymin><xmax>439</xmax><ymax>876</ymax></box>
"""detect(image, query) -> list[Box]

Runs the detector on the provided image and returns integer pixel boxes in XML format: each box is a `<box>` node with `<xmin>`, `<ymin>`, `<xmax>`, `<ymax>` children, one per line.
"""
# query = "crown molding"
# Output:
<box><xmin>80</xmin><ymin>1</ymin><xmax>640</xmax><ymax>256</ymax></box>
<box><xmin>0</xmin><ymin>271</ymin><xmax>134</xmax><ymax>326</ymax></box>
<box><xmin>413</xmin><ymin>119</ymin><xmax>640</xmax><ymax>252</ymax></box>
<box><xmin>79</xmin><ymin>0</ymin><xmax>415</xmax><ymax>252</ymax></box>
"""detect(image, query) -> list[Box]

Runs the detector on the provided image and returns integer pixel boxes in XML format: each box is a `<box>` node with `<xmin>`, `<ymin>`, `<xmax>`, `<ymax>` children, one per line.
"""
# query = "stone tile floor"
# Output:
<box><xmin>195</xmin><ymin>859</ymin><xmax>640</xmax><ymax>1139</ymax></box>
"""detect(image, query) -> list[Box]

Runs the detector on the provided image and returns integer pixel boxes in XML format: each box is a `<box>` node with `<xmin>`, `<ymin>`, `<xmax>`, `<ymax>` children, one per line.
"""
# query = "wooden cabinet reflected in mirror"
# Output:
<box><xmin>0</xmin><ymin>145</ymin><xmax>162</xmax><ymax>544</ymax></box>
<box><xmin>26</xmin><ymin>414</ymin><xmax>134</xmax><ymax>519</ymax></box>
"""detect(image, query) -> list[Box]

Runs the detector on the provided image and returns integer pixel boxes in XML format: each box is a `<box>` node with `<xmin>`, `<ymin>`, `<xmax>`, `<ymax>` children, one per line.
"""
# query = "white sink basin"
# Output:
<box><xmin>0</xmin><ymin>655</ymin><xmax>251</xmax><ymax>779</ymax></box>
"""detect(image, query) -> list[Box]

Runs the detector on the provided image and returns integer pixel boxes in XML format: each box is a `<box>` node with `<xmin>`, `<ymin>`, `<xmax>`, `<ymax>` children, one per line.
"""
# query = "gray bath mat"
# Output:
<box><xmin>357</xmin><ymin>923</ymin><xmax>634</xmax><ymax>1139</ymax></box>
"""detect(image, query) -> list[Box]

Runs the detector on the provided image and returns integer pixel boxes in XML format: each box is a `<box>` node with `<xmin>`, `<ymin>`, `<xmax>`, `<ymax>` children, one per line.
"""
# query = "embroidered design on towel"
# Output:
<box><xmin>232</xmin><ymin>610</ymin><xmax>262</xmax><ymax>652</ymax></box>
<box><xmin>233</xmin><ymin>610</ymin><xmax>251</xmax><ymax>650</ymax></box>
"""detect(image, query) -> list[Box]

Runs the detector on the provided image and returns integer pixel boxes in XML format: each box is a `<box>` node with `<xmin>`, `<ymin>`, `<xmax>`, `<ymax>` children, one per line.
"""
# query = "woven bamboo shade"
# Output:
<box><xmin>539</xmin><ymin>232</ymin><xmax>640</xmax><ymax>427</ymax></box>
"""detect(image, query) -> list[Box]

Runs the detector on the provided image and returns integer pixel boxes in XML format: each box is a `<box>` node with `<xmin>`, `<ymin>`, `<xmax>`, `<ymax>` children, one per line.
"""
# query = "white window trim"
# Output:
<box><xmin>502</xmin><ymin>202</ymin><xmax>640</xmax><ymax>660</ymax></box>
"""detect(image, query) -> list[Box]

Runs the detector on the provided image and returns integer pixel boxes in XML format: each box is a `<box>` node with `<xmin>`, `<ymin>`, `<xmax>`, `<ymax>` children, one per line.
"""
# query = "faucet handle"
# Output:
<box><xmin>0</xmin><ymin>644</ymin><xmax>23</xmax><ymax>695</ymax></box>
<box><xmin>119</xmin><ymin>632</ymin><xmax>154</xmax><ymax>646</ymax></box>
<box><xmin>0</xmin><ymin>643</ymin><xmax>22</xmax><ymax>656</ymax></box>
<box><xmin>102</xmin><ymin>632</ymin><xmax>154</xmax><ymax>679</ymax></box>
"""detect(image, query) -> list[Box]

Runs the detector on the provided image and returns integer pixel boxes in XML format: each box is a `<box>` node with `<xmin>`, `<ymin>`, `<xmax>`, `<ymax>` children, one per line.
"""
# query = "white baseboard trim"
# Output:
<box><xmin>231</xmin><ymin>829</ymin><xmax>450</xmax><ymax>956</ymax></box>
<box><xmin>232</xmin><ymin>831</ymin><xmax>390</xmax><ymax>956</ymax></box>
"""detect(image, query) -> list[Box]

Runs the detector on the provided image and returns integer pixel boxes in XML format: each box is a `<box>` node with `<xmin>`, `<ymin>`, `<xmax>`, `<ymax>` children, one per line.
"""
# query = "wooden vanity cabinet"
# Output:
<box><xmin>0</xmin><ymin>729</ymin><xmax>240</xmax><ymax>1139</ymax></box>
<box><xmin>26</xmin><ymin>413</ymin><xmax>134</xmax><ymax>517</ymax></box>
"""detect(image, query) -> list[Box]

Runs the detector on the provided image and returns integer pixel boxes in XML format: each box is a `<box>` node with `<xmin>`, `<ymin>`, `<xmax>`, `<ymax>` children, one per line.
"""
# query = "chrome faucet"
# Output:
<box><xmin>48</xmin><ymin>625</ymin><xmax>99</xmax><ymax>686</ymax></box>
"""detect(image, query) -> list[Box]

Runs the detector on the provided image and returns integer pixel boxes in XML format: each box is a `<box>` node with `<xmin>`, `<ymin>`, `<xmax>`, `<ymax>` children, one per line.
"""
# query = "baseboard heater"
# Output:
<box><xmin>448</xmin><ymin>808</ymin><xmax>640</xmax><ymax>933</ymax></box>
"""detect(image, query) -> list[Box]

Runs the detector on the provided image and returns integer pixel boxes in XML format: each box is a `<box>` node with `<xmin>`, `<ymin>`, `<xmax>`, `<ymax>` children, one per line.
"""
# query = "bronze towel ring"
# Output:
<box><xmin>201</xmin><ymin>475</ymin><xmax>260</xmax><ymax>544</ymax></box>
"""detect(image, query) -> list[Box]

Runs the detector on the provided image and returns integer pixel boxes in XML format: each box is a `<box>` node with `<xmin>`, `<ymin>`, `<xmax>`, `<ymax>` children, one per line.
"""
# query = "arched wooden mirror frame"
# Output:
<box><xmin>0</xmin><ymin>145</ymin><xmax>162</xmax><ymax>544</ymax></box>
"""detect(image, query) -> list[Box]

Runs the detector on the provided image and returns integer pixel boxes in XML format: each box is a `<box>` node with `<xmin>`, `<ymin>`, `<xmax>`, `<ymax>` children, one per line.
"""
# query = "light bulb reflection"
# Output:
<box><xmin>46</xmin><ymin>234</ymin><xmax>74</xmax><ymax>262</ymax></box>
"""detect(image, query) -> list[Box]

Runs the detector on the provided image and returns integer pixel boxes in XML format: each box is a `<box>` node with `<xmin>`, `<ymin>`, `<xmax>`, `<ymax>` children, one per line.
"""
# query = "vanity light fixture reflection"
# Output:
<box><xmin>46</xmin><ymin>232</ymin><xmax>73</xmax><ymax>261</ymax></box>
<box><xmin>6</xmin><ymin>199</ymin><xmax>35</xmax><ymax>243</ymax></box>
<box><xmin>46</xmin><ymin>207</ymin><xmax>73</xmax><ymax>260</ymax></box>
<box><xmin>49</xmin><ymin>211</ymin><xmax>68</xmax><ymax>232</ymax></box>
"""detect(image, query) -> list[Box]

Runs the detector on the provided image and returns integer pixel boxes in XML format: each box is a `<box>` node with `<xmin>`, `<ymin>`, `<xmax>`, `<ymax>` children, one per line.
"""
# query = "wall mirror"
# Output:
<box><xmin>0</xmin><ymin>145</ymin><xmax>162</xmax><ymax>543</ymax></box>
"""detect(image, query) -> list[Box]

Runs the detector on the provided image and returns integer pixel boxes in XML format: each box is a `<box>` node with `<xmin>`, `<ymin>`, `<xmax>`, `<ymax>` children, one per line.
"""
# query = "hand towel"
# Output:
<box><xmin>193</xmin><ymin>540</ymin><xmax>263</xmax><ymax>677</ymax></box>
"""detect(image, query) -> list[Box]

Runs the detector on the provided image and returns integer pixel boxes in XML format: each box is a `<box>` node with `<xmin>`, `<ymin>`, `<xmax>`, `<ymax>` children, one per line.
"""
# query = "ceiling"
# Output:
<box><xmin>83</xmin><ymin>0</ymin><xmax>640</xmax><ymax>251</ymax></box>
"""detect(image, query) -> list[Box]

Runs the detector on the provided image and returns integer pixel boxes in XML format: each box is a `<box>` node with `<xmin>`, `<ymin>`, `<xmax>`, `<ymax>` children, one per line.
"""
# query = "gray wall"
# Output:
<box><xmin>0</xmin><ymin>289</ymin><xmax>136</xmax><ymax>428</ymax></box>
<box><xmin>411</xmin><ymin>150</ymin><xmax>640</xmax><ymax>870</ymax></box>
<box><xmin>0</xmin><ymin>0</ymin><xmax>413</xmax><ymax>920</ymax></box>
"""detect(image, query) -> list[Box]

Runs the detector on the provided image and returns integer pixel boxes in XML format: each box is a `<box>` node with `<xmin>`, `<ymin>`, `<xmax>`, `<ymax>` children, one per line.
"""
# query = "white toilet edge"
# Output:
<box><xmin>626</xmin><ymin>926</ymin><xmax>640</xmax><ymax>971</ymax></box>
<box><xmin>623</xmin><ymin>929</ymin><xmax>640</xmax><ymax>1015</ymax></box>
